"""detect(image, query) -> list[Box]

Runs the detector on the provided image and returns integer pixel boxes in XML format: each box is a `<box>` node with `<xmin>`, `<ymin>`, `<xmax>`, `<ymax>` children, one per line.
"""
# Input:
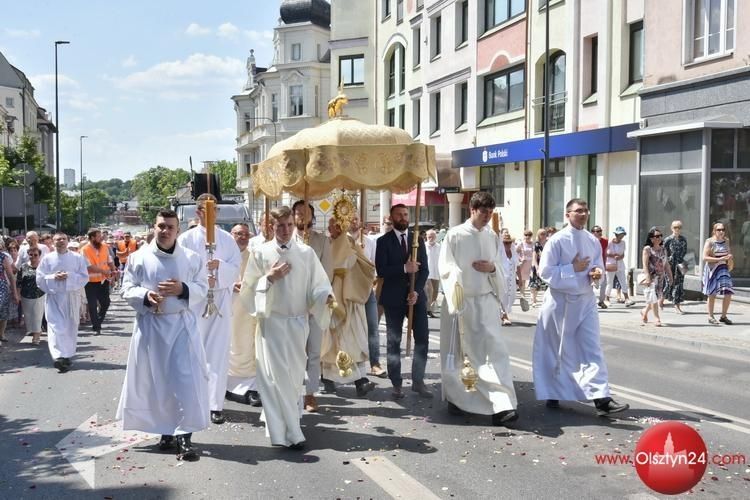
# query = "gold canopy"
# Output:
<box><xmin>251</xmin><ymin>117</ymin><xmax>437</xmax><ymax>200</ymax></box>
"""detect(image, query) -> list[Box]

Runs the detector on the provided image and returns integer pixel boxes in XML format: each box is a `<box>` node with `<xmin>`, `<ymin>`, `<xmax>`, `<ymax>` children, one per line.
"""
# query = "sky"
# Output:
<box><xmin>2</xmin><ymin>0</ymin><xmax>283</xmax><ymax>181</ymax></box>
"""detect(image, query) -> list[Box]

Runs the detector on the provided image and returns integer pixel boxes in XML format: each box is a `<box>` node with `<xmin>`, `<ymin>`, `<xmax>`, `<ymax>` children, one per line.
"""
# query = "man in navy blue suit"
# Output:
<box><xmin>375</xmin><ymin>204</ymin><xmax>432</xmax><ymax>399</ymax></box>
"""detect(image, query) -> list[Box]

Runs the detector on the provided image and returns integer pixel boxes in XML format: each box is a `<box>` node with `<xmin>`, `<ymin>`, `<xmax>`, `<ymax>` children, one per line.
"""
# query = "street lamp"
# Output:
<box><xmin>54</xmin><ymin>40</ymin><xmax>70</xmax><ymax>230</ymax></box>
<box><xmin>79</xmin><ymin>135</ymin><xmax>87</xmax><ymax>234</ymax></box>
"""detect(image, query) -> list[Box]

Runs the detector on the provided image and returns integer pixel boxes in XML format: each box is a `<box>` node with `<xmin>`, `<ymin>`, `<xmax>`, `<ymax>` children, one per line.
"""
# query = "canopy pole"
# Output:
<box><xmin>303</xmin><ymin>181</ymin><xmax>310</xmax><ymax>245</ymax></box>
<box><xmin>359</xmin><ymin>189</ymin><xmax>366</xmax><ymax>248</ymax></box>
<box><xmin>406</xmin><ymin>182</ymin><xmax>422</xmax><ymax>357</ymax></box>
<box><xmin>264</xmin><ymin>195</ymin><xmax>271</xmax><ymax>240</ymax></box>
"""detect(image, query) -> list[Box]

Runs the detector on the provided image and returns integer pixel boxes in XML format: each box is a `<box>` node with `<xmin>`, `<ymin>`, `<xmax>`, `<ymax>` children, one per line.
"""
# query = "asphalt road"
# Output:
<box><xmin>0</xmin><ymin>295</ymin><xmax>748</xmax><ymax>499</ymax></box>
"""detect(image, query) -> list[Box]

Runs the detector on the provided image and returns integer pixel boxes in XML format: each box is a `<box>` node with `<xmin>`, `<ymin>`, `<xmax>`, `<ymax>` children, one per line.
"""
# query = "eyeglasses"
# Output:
<box><xmin>567</xmin><ymin>208</ymin><xmax>590</xmax><ymax>215</ymax></box>
<box><xmin>592</xmin><ymin>229</ymin><xmax>602</xmax><ymax>233</ymax></box>
<box><xmin>652</xmin><ymin>234</ymin><xmax>663</xmax><ymax>239</ymax></box>
<box><xmin>672</xmin><ymin>225</ymin><xmax>682</xmax><ymax>229</ymax></box>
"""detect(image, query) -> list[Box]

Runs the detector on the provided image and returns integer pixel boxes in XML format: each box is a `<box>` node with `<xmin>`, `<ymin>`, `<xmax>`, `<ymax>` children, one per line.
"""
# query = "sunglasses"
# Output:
<box><xmin>592</xmin><ymin>229</ymin><xmax>602</xmax><ymax>233</ymax></box>
<box><xmin>652</xmin><ymin>234</ymin><xmax>663</xmax><ymax>239</ymax></box>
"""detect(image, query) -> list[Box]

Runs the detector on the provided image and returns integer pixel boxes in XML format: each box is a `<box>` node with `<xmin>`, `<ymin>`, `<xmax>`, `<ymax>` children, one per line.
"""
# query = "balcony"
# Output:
<box><xmin>532</xmin><ymin>91</ymin><xmax>567</xmax><ymax>133</ymax></box>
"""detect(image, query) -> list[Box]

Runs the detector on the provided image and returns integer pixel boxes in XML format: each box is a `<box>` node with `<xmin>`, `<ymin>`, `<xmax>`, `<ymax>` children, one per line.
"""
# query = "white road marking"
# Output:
<box><xmin>56</xmin><ymin>413</ymin><xmax>156</xmax><ymax>489</ymax></box>
<box><xmin>428</xmin><ymin>336</ymin><xmax>750</xmax><ymax>435</ymax></box>
<box><xmin>352</xmin><ymin>456</ymin><xmax>441</xmax><ymax>500</ymax></box>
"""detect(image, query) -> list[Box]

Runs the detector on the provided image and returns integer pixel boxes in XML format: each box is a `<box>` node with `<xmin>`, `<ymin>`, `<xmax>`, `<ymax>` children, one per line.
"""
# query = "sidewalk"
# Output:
<box><xmin>511</xmin><ymin>295</ymin><xmax>750</xmax><ymax>360</ymax></box>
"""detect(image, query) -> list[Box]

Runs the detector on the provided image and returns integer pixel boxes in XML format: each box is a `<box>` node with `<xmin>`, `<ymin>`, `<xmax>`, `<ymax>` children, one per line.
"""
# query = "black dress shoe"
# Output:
<box><xmin>53</xmin><ymin>358</ymin><xmax>66</xmax><ymax>372</ymax></box>
<box><xmin>248</xmin><ymin>390</ymin><xmax>262</xmax><ymax>407</ymax></box>
<box><xmin>411</xmin><ymin>382</ymin><xmax>434</xmax><ymax>398</ymax></box>
<box><xmin>176</xmin><ymin>434</ymin><xmax>198</xmax><ymax>461</ymax></box>
<box><xmin>447</xmin><ymin>402</ymin><xmax>465</xmax><ymax>415</ymax></box>
<box><xmin>158</xmin><ymin>435</ymin><xmax>175</xmax><ymax>451</ymax></box>
<box><xmin>594</xmin><ymin>397</ymin><xmax>630</xmax><ymax>416</ymax></box>
<box><xmin>355</xmin><ymin>378</ymin><xmax>376</xmax><ymax>397</ymax></box>
<box><xmin>546</xmin><ymin>399</ymin><xmax>560</xmax><ymax>409</ymax></box>
<box><xmin>210</xmin><ymin>411</ymin><xmax>225</xmax><ymax>424</ymax></box>
<box><xmin>288</xmin><ymin>441</ymin><xmax>306</xmax><ymax>451</ymax></box>
<box><xmin>62</xmin><ymin>357</ymin><xmax>72</xmax><ymax>367</ymax></box>
<box><xmin>491</xmin><ymin>409</ymin><xmax>519</xmax><ymax>426</ymax></box>
<box><xmin>321</xmin><ymin>378</ymin><xmax>337</xmax><ymax>394</ymax></box>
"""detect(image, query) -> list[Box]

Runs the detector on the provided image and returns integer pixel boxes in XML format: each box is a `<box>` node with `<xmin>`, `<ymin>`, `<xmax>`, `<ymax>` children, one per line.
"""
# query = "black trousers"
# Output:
<box><xmin>383</xmin><ymin>301</ymin><xmax>429</xmax><ymax>388</ymax></box>
<box><xmin>85</xmin><ymin>281</ymin><xmax>111</xmax><ymax>331</ymax></box>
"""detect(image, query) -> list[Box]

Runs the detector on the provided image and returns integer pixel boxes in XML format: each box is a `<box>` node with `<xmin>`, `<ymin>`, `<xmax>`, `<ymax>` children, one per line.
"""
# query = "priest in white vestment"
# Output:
<box><xmin>117</xmin><ymin>210</ymin><xmax>209</xmax><ymax>461</ymax></box>
<box><xmin>226</xmin><ymin>223</ymin><xmax>262</xmax><ymax>406</ymax></box>
<box><xmin>438</xmin><ymin>192</ymin><xmax>519</xmax><ymax>425</ymax></box>
<box><xmin>241</xmin><ymin>206</ymin><xmax>333</xmax><ymax>449</ymax></box>
<box><xmin>532</xmin><ymin>198</ymin><xmax>630</xmax><ymax>416</ymax></box>
<box><xmin>36</xmin><ymin>232</ymin><xmax>88</xmax><ymax>372</ymax></box>
<box><xmin>178</xmin><ymin>194</ymin><xmax>241</xmax><ymax>425</ymax></box>
<box><xmin>319</xmin><ymin>217</ymin><xmax>376</xmax><ymax>397</ymax></box>
<box><xmin>291</xmin><ymin>200</ymin><xmax>333</xmax><ymax>413</ymax></box>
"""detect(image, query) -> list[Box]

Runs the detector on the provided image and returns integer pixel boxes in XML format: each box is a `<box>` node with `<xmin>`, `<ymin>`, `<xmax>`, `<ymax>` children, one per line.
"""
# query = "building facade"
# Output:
<box><xmin>64</xmin><ymin>168</ymin><xmax>76</xmax><ymax>188</ymax></box>
<box><xmin>631</xmin><ymin>0</ymin><xmax>748</xmax><ymax>287</ymax></box>
<box><xmin>233</xmin><ymin>0</ymin><xmax>332</xmax><ymax>226</ymax></box>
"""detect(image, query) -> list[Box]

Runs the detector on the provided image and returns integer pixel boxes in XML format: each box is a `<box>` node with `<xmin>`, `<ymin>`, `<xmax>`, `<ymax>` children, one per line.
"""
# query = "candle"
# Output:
<box><xmin>491</xmin><ymin>212</ymin><xmax>500</xmax><ymax>235</ymax></box>
<box><xmin>204</xmin><ymin>199</ymin><xmax>216</xmax><ymax>243</ymax></box>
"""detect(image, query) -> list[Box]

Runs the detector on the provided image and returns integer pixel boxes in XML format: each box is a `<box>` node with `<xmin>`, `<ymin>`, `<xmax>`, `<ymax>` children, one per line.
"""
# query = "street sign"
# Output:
<box><xmin>437</xmin><ymin>187</ymin><xmax>460</xmax><ymax>194</ymax></box>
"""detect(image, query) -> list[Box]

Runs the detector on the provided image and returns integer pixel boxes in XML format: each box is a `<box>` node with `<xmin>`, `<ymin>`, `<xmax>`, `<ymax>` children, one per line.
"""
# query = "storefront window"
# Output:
<box><xmin>480</xmin><ymin>165</ymin><xmax>505</xmax><ymax>206</ymax></box>
<box><xmin>639</xmin><ymin>172</ymin><xmax>702</xmax><ymax>275</ymax></box>
<box><xmin>711</xmin><ymin>129</ymin><xmax>735</xmax><ymax>168</ymax></box>
<box><xmin>641</xmin><ymin>131</ymin><xmax>702</xmax><ymax>172</ymax></box>
<box><xmin>587</xmin><ymin>155</ymin><xmax>597</xmax><ymax>229</ymax></box>
<box><xmin>544</xmin><ymin>159</ymin><xmax>565</xmax><ymax>228</ymax></box>
<box><xmin>709</xmin><ymin>170</ymin><xmax>750</xmax><ymax>281</ymax></box>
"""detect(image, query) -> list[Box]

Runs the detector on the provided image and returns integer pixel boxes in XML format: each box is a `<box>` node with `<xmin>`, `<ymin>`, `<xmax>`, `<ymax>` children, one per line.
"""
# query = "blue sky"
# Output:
<box><xmin>2</xmin><ymin>0</ymin><xmax>282</xmax><ymax>181</ymax></box>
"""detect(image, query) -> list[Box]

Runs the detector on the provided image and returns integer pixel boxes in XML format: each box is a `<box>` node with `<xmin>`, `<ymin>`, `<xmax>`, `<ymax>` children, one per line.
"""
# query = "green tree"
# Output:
<box><xmin>131</xmin><ymin>166</ymin><xmax>190</xmax><ymax>222</ymax></box>
<box><xmin>82</xmin><ymin>188</ymin><xmax>113</xmax><ymax>228</ymax></box>
<box><xmin>48</xmin><ymin>192</ymin><xmax>80</xmax><ymax>234</ymax></box>
<box><xmin>209</xmin><ymin>159</ymin><xmax>238</xmax><ymax>195</ymax></box>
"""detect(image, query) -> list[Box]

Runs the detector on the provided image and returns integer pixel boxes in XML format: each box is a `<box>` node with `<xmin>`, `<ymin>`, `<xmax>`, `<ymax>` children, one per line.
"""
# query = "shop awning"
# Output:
<box><xmin>392</xmin><ymin>188</ymin><xmax>446</xmax><ymax>206</ymax></box>
<box><xmin>627</xmin><ymin>115</ymin><xmax>742</xmax><ymax>138</ymax></box>
<box><xmin>452</xmin><ymin>123</ymin><xmax>638</xmax><ymax>168</ymax></box>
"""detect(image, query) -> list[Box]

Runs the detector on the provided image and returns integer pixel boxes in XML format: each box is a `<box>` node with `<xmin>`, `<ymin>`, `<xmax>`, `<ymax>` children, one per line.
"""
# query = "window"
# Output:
<box><xmin>399</xmin><ymin>45</ymin><xmax>406</xmax><ymax>92</ymax></box>
<box><xmin>271</xmin><ymin>93</ymin><xmax>278</xmax><ymax>122</ymax></box>
<box><xmin>711</xmin><ymin>128</ymin><xmax>750</xmax><ymax>169</ymax></box>
<box><xmin>587</xmin><ymin>155</ymin><xmax>597</xmax><ymax>228</ymax></box>
<box><xmin>244</xmin><ymin>113</ymin><xmax>252</xmax><ymax>133</ymax></box>
<box><xmin>289</xmin><ymin>85</ymin><xmax>303</xmax><ymax>116</ymax></box>
<box><xmin>540</xmin><ymin>52</ymin><xmax>566</xmax><ymax>131</ymax></box>
<box><xmin>688</xmin><ymin>0</ymin><xmax>735</xmax><ymax>61</ymax></box>
<box><xmin>417</xmin><ymin>0</ymin><xmax>424</xmax><ymax>11</ymax></box>
<box><xmin>484</xmin><ymin>66</ymin><xmax>524</xmax><ymax>118</ymax></box>
<box><xmin>432</xmin><ymin>15</ymin><xmax>442</xmax><ymax>59</ymax></box>
<box><xmin>339</xmin><ymin>55</ymin><xmax>365</xmax><ymax>86</ymax></box>
<box><xmin>388</xmin><ymin>108</ymin><xmax>396</xmax><ymax>127</ymax></box>
<box><xmin>486</xmin><ymin>0</ymin><xmax>526</xmax><ymax>31</ymax></box>
<box><xmin>5</xmin><ymin>97</ymin><xmax>13</xmax><ymax>108</ymax></box>
<box><xmin>458</xmin><ymin>1</ymin><xmax>469</xmax><ymax>45</ymax></box>
<box><xmin>543</xmin><ymin>159</ymin><xmax>565</xmax><ymax>228</ymax></box>
<box><xmin>399</xmin><ymin>104</ymin><xmax>405</xmax><ymax>129</ymax></box>
<box><xmin>431</xmin><ymin>92</ymin><xmax>441</xmax><ymax>134</ymax></box>
<box><xmin>629</xmin><ymin>21</ymin><xmax>644</xmax><ymax>84</ymax></box>
<box><xmin>480</xmin><ymin>165</ymin><xmax>505</xmax><ymax>207</ymax></box>
<box><xmin>397</xmin><ymin>0</ymin><xmax>403</xmax><ymax>23</ymax></box>
<box><xmin>383</xmin><ymin>0</ymin><xmax>391</xmax><ymax>19</ymax></box>
<box><xmin>589</xmin><ymin>35</ymin><xmax>598</xmax><ymax>95</ymax></box>
<box><xmin>413</xmin><ymin>27</ymin><xmax>421</xmax><ymax>67</ymax></box>
<box><xmin>413</xmin><ymin>98</ymin><xmax>421</xmax><ymax>137</ymax></box>
<box><xmin>457</xmin><ymin>82</ymin><xmax>468</xmax><ymax>127</ymax></box>
<box><xmin>388</xmin><ymin>51</ymin><xmax>396</xmax><ymax>96</ymax></box>
<box><xmin>291</xmin><ymin>43</ymin><xmax>301</xmax><ymax>61</ymax></box>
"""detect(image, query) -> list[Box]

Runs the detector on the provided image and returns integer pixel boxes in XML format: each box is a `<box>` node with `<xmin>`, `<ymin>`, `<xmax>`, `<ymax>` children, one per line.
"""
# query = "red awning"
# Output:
<box><xmin>391</xmin><ymin>188</ymin><xmax>446</xmax><ymax>206</ymax></box>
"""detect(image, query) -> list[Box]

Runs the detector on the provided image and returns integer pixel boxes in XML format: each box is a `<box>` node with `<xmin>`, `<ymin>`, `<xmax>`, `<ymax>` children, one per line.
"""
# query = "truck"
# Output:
<box><xmin>170</xmin><ymin>173</ymin><xmax>256</xmax><ymax>235</ymax></box>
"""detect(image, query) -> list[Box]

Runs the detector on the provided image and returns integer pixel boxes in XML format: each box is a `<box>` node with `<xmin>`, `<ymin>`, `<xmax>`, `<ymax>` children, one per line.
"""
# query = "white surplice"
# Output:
<box><xmin>240</xmin><ymin>238</ymin><xmax>332</xmax><ymax>447</ymax></box>
<box><xmin>438</xmin><ymin>220</ymin><xmax>516</xmax><ymax>415</ymax></box>
<box><xmin>227</xmin><ymin>247</ymin><xmax>257</xmax><ymax>394</ymax></box>
<box><xmin>532</xmin><ymin>225</ymin><xmax>610</xmax><ymax>401</ymax></box>
<box><xmin>36</xmin><ymin>250</ymin><xmax>88</xmax><ymax>360</ymax></box>
<box><xmin>498</xmin><ymin>243</ymin><xmax>519</xmax><ymax>313</ymax></box>
<box><xmin>116</xmin><ymin>241</ymin><xmax>209</xmax><ymax>435</ymax></box>
<box><xmin>178</xmin><ymin>225</ymin><xmax>241</xmax><ymax>412</ymax></box>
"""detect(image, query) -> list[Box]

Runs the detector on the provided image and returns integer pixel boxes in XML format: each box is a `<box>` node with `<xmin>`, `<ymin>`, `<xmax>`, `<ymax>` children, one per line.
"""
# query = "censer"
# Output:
<box><xmin>452</xmin><ymin>281</ymin><xmax>478</xmax><ymax>392</ymax></box>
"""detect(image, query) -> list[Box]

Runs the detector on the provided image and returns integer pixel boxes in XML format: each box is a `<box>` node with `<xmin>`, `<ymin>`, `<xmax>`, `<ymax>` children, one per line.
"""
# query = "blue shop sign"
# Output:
<box><xmin>452</xmin><ymin>123</ymin><xmax>638</xmax><ymax>168</ymax></box>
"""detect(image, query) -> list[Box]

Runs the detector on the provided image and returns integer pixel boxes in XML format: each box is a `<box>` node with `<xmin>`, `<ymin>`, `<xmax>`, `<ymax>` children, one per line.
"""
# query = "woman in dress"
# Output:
<box><xmin>640</xmin><ymin>227</ymin><xmax>672</xmax><ymax>326</ymax></box>
<box><xmin>528</xmin><ymin>228</ymin><xmax>548</xmax><ymax>307</ymax></box>
<box><xmin>0</xmin><ymin>240</ymin><xmax>20</xmax><ymax>343</ymax></box>
<box><xmin>499</xmin><ymin>232</ymin><xmax>519</xmax><ymax>326</ymax></box>
<box><xmin>17</xmin><ymin>247</ymin><xmax>45</xmax><ymax>345</ymax></box>
<box><xmin>516</xmin><ymin>230</ymin><xmax>534</xmax><ymax>311</ymax></box>
<box><xmin>702</xmin><ymin>222</ymin><xmax>734</xmax><ymax>325</ymax></box>
<box><xmin>663</xmin><ymin>220</ymin><xmax>688</xmax><ymax>314</ymax></box>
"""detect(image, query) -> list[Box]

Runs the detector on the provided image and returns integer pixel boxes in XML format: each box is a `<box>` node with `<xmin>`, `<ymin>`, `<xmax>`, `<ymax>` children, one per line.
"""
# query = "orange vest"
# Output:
<box><xmin>117</xmin><ymin>239</ymin><xmax>137</xmax><ymax>264</ymax></box>
<box><xmin>81</xmin><ymin>243</ymin><xmax>112</xmax><ymax>283</ymax></box>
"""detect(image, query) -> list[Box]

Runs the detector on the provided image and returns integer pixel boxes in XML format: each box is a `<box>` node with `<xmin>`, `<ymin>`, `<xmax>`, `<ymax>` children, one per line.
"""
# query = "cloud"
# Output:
<box><xmin>4</xmin><ymin>28</ymin><xmax>41</xmax><ymax>39</ymax></box>
<box><xmin>217</xmin><ymin>22</ymin><xmax>240</xmax><ymax>39</ymax></box>
<box><xmin>121</xmin><ymin>55</ymin><xmax>138</xmax><ymax>68</ymax></box>
<box><xmin>113</xmin><ymin>53</ymin><xmax>244</xmax><ymax>96</ymax></box>
<box><xmin>185</xmin><ymin>23</ymin><xmax>211</xmax><ymax>36</ymax></box>
<box><xmin>28</xmin><ymin>73</ymin><xmax>80</xmax><ymax>92</ymax></box>
<box><xmin>244</xmin><ymin>29</ymin><xmax>274</xmax><ymax>41</ymax></box>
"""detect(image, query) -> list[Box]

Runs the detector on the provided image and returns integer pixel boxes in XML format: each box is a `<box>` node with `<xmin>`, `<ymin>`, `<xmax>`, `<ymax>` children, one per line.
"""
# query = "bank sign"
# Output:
<box><xmin>452</xmin><ymin>123</ymin><xmax>638</xmax><ymax>168</ymax></box>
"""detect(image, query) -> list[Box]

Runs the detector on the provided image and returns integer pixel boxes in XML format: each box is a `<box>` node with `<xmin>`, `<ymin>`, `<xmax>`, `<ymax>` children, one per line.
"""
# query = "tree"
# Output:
<box><xmin>82</xmin><ymin>188</ymin><xmax>114</xmax><ymax>228</ymax></box>
<box><xmin>209</xmin><ymin>160</ymin><xmax>238</xmax><ymax>195</ymax></box>
<box><xmin>49</xmin><ymin>192</ymin><xmax>80</xmax><ymax>234</ymax></box>
<box><xmin>131</xmin><ymin>166</ymin><xmax>190</xmax><ymax>222</ymax></box>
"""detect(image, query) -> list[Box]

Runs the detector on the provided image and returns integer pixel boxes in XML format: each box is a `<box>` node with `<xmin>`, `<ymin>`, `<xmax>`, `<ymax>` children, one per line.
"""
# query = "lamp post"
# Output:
<box><xmin>79</xmin><ymin>135</ymin><xmax>87</xmax><ymax>234</ymax></box>
<box><xmin>54</xmin><ymin>40</ymin><xmax>70</xmax><ymax>230</ymax></box>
